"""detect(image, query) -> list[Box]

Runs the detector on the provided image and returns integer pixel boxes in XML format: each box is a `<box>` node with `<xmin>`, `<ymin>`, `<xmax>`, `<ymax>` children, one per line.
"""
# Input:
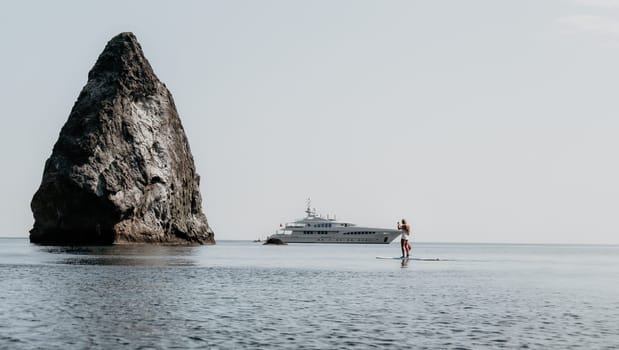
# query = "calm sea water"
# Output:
<box><xmin>1</xmin><ymin>238</ymin><xmax>618</xmax><ymax>349</ymax></box>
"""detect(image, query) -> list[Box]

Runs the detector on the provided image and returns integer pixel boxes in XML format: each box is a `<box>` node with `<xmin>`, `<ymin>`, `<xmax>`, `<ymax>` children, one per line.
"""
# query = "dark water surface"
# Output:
<box><xmin>1</xmin><ymin>238</ymin><xmax>618</xmax><ymax>349</ymax></box>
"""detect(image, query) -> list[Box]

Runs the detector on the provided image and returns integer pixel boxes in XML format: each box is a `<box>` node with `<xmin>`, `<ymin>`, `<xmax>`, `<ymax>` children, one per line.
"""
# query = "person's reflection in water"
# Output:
<box><xmin>401</xmin><ymin>257</ymin><xmax>409</xmax><ymax>268</ymax></box>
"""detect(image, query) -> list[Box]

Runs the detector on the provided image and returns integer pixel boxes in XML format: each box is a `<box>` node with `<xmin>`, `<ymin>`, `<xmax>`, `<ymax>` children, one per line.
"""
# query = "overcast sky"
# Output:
<box><xmin>1</xmin><ymin>0</ymin><xmax>618</xmax><ymax>243</ymax></box>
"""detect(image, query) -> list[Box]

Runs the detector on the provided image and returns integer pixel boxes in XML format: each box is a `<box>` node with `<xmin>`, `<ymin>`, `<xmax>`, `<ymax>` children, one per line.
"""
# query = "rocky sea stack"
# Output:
<box><xmin>30</xmin><ymin>32</ymin><xmax>214</xmax><ymax>245</ymax></box>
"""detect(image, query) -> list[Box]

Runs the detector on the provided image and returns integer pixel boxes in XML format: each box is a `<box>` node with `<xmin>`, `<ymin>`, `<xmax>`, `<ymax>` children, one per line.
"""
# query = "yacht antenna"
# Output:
<box><xmin>305</xmin><ymin>198</ymin><xmax>312</xmax><ymax>216</ymax></box>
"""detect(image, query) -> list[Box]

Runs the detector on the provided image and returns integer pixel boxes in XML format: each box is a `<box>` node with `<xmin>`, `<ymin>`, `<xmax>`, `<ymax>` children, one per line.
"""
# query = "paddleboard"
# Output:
<box><xmin>376</xmin><ymin>256</ymin><xmax>440</xmax><ymax>261</ymax></box>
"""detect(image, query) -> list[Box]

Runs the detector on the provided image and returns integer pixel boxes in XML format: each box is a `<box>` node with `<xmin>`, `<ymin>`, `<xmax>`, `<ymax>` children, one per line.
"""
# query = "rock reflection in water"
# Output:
<box><xmin>40</xmin><ymin>245</ymin><xmax>198</xmax><ymax>267</ymax></box>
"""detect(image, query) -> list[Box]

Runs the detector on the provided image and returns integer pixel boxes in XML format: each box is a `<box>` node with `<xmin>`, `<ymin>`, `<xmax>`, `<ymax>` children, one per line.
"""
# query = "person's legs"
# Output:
<box><xmin>400</xmin><ymin>239</ymin><xmax>406</xmax><ymax>257</ymax></box>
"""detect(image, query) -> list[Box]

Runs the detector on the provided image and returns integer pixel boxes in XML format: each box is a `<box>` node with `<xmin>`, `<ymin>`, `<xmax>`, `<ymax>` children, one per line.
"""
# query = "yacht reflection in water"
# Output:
<box><xmin>41</xmin><ymin>245</ymin><xmax>199</xmax><ymax>267</ymax></box>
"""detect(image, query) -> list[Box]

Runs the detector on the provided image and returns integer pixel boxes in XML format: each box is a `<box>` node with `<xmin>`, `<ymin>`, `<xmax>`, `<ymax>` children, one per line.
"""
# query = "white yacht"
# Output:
<box><xmin>267</xmin><ymin>201</ymin><xmax>402</xmax><ymax>244</ymax></box>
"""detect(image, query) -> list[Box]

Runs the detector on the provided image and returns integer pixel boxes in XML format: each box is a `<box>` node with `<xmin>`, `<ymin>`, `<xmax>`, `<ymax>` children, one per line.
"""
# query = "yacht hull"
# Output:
<box><xmin>268</xmin><ymin>230</ymin><xmax>401</xmax><ymax>244</ymax></box>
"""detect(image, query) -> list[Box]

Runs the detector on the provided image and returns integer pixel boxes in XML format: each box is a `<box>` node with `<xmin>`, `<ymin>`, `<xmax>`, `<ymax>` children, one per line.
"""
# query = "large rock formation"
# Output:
<box><xmin>30</xmin><ymin>32</ymin><xmax>214</xmax><ymax>245</ymax></box>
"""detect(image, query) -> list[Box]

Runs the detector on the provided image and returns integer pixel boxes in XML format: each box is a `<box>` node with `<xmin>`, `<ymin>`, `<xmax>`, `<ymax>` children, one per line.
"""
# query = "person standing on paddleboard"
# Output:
<box><xmin>398</xmin><ymin>219</ymin><xmax>411</xmax><ymax>258</ymax></box>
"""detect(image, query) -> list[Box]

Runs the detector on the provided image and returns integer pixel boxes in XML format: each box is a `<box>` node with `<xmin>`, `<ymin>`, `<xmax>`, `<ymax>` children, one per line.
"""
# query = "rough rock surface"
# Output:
<box><xmin>30</xmin><ymin>32</ymin><xmax>214</xmax><ymax>245</ymax></box>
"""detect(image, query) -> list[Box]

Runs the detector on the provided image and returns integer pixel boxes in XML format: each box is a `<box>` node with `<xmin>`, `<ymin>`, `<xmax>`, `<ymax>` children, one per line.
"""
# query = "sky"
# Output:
<box><xmin>1</xmin><ymin>0</ymin><xmax>618</xmax><ymax>244</ymax></box>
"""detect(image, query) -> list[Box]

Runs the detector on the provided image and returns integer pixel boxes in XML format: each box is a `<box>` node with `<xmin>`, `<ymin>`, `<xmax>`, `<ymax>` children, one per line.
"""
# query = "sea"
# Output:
<box><xmin>0</xmin><ymin>238</ymin><xmax>618</xmax><ymax>349</ymax></box>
